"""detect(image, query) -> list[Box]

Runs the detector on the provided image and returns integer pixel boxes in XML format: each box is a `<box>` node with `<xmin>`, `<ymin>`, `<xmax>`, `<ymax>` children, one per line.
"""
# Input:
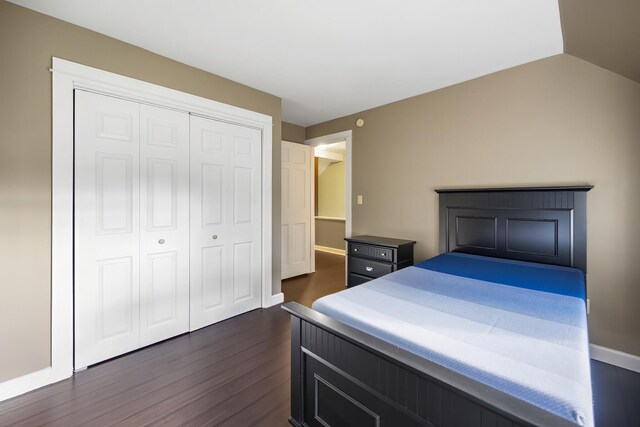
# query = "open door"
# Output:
<box><xmin>281</xmin><ymin>141</ymin><xmax>313</xmax><ymax>279</ymax></box>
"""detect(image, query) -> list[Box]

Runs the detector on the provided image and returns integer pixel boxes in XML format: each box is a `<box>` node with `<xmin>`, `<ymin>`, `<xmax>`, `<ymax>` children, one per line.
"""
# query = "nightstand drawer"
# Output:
<box><xmin>349</xmin><ymin>257</ymin><xmax>392</xmax><ymax>278</ymax></box>
<box><xmin>348</xmin><ymin>273</ymin><xmax>372</xmax><ymax>287</ymax></box>
<box><xmin>349</xmin><ymin>243</ymin><xmax>394</xmax><ymax>262</ymax></box>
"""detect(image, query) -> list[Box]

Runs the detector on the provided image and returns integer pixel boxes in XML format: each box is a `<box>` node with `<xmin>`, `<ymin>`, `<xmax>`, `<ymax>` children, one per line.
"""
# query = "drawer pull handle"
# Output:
<box><xmin>365</xmin><ymin>266</ymin><xmax>374</xmax><ymax>272</ymax></box>
<box><xmin>158</xmin><ymin>239</ymin><xmax>165</xmax><ymax>244</ymax></box>
<box><xmin>381</xmin><ymin>252</ymin><xmax>386</xmax><ymax>256</ymax></box>
<box><xmin>354</xmin><ymin>248</ymin><xmax>358</xmax><ymax>252</ymax></box>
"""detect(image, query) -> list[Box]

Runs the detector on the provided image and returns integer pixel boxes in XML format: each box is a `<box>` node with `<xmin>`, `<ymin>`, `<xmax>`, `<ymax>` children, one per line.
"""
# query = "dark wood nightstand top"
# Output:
<box><xmin>345</xmin><ymin>235</ymin><xmax>416</xmax><ymax>248</ymax></box>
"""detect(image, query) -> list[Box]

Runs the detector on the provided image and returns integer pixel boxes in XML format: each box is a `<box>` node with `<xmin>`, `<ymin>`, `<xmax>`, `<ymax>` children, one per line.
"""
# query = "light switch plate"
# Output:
<box><xmin>357</xmin><ymin>195</ymin><xmax>363</xmax><ymax>205</ymax></box>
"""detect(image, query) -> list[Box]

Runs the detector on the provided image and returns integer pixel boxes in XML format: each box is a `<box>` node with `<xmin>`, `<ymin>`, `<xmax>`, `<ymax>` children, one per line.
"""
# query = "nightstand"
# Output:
<box><xmin>345</xmin><ymin>235</ymin><xmax>416</xmax><ymax>287</ymax></box>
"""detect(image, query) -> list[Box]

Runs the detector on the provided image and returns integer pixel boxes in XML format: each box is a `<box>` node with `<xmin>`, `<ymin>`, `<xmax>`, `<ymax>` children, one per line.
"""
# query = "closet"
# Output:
<box><xmin>74</xmin><ymin>90</ymin><xmax>262</xmax><ymax>369</ymax></box>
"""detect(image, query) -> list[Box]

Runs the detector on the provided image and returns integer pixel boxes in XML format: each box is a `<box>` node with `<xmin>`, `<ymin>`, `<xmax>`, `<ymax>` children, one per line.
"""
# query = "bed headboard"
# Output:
<box><xmin>436</xmin><ymin>186</ymin><xmax>593</xmax><ymax>273</ymax></box>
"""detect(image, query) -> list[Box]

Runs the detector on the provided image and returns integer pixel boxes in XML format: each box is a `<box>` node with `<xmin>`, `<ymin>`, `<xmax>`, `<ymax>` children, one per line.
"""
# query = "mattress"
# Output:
<box><xmin>312</xmin><ymin>253</ymin><xmax>593</xmax><ymax>426</ymax></box>
<box><xmin>417</xmin><ymin>252</ymin><xmax>587</xmax><ymax>300</ymax></box>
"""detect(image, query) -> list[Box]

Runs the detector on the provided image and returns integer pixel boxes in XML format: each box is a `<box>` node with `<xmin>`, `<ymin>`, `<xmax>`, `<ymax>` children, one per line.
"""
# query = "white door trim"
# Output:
<box><xmin>0</xmin><ymin>57</ymin><xmax>273</xmax><ymax>402</ymax></box>
<box><xmin>305</xmin><ymin>130</ymin><xmax>353</xmax><ymax>253</ymax></box>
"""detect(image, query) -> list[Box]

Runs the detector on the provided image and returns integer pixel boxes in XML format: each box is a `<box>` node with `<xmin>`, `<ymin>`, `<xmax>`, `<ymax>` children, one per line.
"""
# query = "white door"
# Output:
<box><xmin>139</xmin><ymin>104</ymin><xmax>190</xmax><ymax>347</ymax></box>
<box><xmin>189</xmin><ymin>116</ymin><xmax>262</xmax><ymax>331</ymax></box>
<box><xmin>75</xmin><ymin>91</ymin><xmax>141</xmax><ymax>368</ymax></box>
<box><xmin>75</xmin><ymin>92</ymin><xmax>191</xmax><ymax>368</ymax></box>
<box><xmin>281</xmin><ymin>141</ymin><xmax>312</xmax><ymax>279</ymax></box>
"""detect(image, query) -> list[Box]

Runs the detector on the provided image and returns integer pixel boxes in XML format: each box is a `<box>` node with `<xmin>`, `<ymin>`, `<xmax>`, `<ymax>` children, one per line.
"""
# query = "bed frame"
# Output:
<box><xmin>283</xmin><ymin>186</ymin><xmax>593</xmax><ymax>427</ymax></box>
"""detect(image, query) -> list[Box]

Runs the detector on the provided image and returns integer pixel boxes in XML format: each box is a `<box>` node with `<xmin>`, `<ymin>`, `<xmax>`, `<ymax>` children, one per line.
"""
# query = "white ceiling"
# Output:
<box><xmin>9</xmin><ymin>0</ymin><xmax>563</xmax><ymax>127</ymax></box>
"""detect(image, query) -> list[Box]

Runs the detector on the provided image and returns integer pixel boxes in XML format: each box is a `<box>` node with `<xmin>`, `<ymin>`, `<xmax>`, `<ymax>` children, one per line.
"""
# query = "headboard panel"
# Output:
<box><xmin>436</xmin><ymin>186</ymin><xmax>592</xmax><ymax>273</ymax></box>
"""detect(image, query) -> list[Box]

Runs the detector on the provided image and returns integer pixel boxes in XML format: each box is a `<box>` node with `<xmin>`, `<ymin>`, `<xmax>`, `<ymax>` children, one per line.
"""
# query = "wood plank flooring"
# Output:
<box><xmin>1</xmin><ymin>251</ymin><xmax>638</xmax><ymax>426</ymax></box>
<box><xmin>281</xmin><ymin>250</ymin><xmax>346</xmax><ymax>307</ymax></box>
<box><xmin>0</xmin><ymin>306</ymin><xmax>291</xmax><ymax>427</ymax></box>
<box><xmin>591</xmin><ymin>358</ymin><xmax>640</xmax><ymax>426</ymax></box>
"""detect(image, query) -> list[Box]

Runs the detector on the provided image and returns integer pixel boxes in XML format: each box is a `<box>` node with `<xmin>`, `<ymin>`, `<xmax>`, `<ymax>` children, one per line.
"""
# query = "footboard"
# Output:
<box><xmin>283</xmin><ymin>302</ymin><xmax>577</xmax><ymax>427</ymax></box>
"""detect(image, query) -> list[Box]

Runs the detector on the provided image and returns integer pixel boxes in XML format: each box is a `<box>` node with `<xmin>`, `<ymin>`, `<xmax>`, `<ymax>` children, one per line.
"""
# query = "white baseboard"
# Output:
<box><xmin>1</xmin><ymin>290</ymin><xmax>285</xmax><ymax>402</ymax></box>
<box><xmin>268</xmin><ymin>292</ymin><xmax>284</xmax><ymax>306</ymax></box>
<box><xmin>590</xmin><ymin>344</ymin><xmax>640</xmax><ymax>373</ymax></box>
<box><xmin>315</xmin><ymin>245</ymin><xmax>346</xmax><ymax>256</ymax></box>
<box><xmin>0</xmin><ymin>366</ymin><xmax>69</xmax><ymax>402</ymax></box>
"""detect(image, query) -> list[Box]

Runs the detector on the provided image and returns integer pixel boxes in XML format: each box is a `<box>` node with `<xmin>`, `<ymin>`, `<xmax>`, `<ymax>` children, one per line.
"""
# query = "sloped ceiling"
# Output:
<box><xmin>560</xmin><ymin>0</ymin><xmax>640</xmax><ymax>84</ymax></box>
<box><xmin>12</xmin><ymin>1</ymin><xmax>637</xmax><ymax>124</ymax></box>
<box><xmin>7</xmin><ymin>0</ymin><xmax>563</xmax><ymax>127</ymax></box>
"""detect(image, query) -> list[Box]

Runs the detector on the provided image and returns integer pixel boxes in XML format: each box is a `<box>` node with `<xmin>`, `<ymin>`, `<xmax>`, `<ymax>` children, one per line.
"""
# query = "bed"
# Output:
<box><xmin>283</xmin><ymin>186</ymin><xmax>594</xmax><ymax>427</ymax></box>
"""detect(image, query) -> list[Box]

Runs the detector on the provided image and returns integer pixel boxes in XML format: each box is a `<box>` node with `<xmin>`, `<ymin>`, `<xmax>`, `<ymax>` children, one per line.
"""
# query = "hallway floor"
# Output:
<box><xmin>282</xmin><ymin>250</ymin><xmax>346</xmax><ymax>307</ymax></box>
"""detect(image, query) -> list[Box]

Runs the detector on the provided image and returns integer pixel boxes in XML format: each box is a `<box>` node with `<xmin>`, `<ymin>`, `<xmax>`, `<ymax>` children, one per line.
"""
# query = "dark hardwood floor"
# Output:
<box><xmin>1</xmin><ymin>251</ymin><xmax>638</xmax><ymax>426</ymax></box>
<box><xmin>591</xmin><ymin>358</ymin><xmax>640</xmax><ymax>427</ymax></box>
<box><xmin>0</xmin><ymin>306</ymin><xmax>291</xmax><ymax>427</ymax></box>
<box><xmin>282</xmin><ymin>250</ymin><xmax>346</xmax><ymax>307</ymax></box>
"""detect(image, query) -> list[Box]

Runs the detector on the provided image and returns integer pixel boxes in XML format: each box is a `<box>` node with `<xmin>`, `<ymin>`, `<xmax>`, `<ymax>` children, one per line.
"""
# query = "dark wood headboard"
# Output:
<box><xmin>436</xmin><ymin>186</ymin><xmax>593</xmax><ymax>273</ymax></box>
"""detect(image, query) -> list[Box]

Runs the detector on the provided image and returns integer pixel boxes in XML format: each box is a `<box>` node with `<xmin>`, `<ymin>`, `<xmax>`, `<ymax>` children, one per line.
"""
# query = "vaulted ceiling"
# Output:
<box><xmin>7</xmin><ymin>1</ymin><xmax>639</xmax><ymax>126</ymax></box>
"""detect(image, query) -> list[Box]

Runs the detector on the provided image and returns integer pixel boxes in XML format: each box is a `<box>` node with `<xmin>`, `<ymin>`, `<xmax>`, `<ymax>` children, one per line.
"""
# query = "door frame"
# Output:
<box><xmin>3</xmin><ymin>57</ymin><xmax>274</xmax><ymax>398</ymax></box>
<box><xmin>305</xmin><ymin>131</ymin><xmax>353</xmax><ymax>261</ymax></box>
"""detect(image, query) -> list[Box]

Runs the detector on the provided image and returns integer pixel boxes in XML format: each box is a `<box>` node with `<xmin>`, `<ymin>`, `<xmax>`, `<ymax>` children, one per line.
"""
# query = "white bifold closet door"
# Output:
<box><xmin>74</xmin><ymin>91</ymin><xmax>189</xmax><ymax>368</ymax></box>
<box><xmin>189</xmin><ymin>116</ymin><xmax>262</xmax><ymax>331</ymax></box>
<box><xmin>138</xmin><ymin>103</ymin><xmax>190</xmax><ymax>347</ymax></box>
<box><xmin>281</xmin><ymin>141</ymin><xmax>312</xmax><ymax>279</ymax></box>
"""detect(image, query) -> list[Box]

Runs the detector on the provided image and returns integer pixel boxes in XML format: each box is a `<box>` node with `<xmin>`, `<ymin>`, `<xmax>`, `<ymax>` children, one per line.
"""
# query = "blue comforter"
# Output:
<box><xmin>313</xmin><ymin>253</ymin><xmax>593</xmax><ymax>426</ymax></box>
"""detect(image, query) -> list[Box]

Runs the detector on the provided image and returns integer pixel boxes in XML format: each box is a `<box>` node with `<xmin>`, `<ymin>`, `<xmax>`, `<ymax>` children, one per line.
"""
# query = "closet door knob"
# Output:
<box><xmin>158</xmin><ymin>239</ymin><xmax>165</xmax><ymax>244</ymax></box>
<box><xmin>212</xmin><ymin>235</ymin><xmax>218</xmax><ymax>240</ymax></box>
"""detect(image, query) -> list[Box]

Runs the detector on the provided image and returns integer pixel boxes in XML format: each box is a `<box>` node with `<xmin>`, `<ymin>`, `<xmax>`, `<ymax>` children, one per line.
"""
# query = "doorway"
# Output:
<box><xmin>313</xmin><ymin>141</ymin><xmax>347</xmax><ymax>255</ymax></box>
<box><xmin>281</xmin><ymin>131</ymin><xmax>352</xmax><ymax>305</ymax></box>
<box><xmin>305</xmin><ymin>130</ymin><xmax>353</xmax><ymax>258</ymax></box>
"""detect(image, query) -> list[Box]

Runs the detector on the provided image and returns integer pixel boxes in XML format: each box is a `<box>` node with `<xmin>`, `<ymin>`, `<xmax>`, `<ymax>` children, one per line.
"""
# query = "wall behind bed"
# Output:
<box><xmin>306</xmin><ymin>54</ymin><xmax>640</xmax><ymax>357</ymax></box>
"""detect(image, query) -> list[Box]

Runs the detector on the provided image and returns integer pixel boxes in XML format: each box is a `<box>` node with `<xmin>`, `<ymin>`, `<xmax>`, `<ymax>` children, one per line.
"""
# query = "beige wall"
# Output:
<box><xmin>282</xmin><ymin>121</ymin><xmax>306</xmax><ymax>144</ymax></box>
<box><xmin>318</xmin><ymin>161</ymin><xmax>346</xmax><ymax>218</ymax></box>
<box><xmin>315</xmin><ymin>219</ymin><xmax>346</xmax><ymax>250</ymax></box>
<box><xmin>0</xmin><ymin>1</ymin><xmax>282</xmax><ymax>383</ymax></box>
<box><xmin>307</xmin><ymin>54</ymin><xmax>640</xmax><ymax>356</ymax></box>
<box><xmin>560</xmin><ymin>0</ymin><xmax>640</xmax><ymax>85</ymax></box>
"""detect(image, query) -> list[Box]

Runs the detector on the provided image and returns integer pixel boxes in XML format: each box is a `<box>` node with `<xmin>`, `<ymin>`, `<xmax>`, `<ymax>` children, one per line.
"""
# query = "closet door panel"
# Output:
<box><xmin>190</xmin><ymin>116</ymin><xmax>262</xmax><ymax>330</ymax></box>
<box><xmin>96</xmin><ymin>257</ymin><xmax>135</xmax><ymax>337</ymax></box>
<box><xmin>229</xmin><ymin>127</ymin><xmax>262</xmax><ymax>311</ymax></box>
<box><xmin>232</xmin><ymin>241</ymin><xmax>253</xmax><ymax>301</ymax></box>
<box><xmin>75</xmin><ymin>90</ymin><xmax>141</xmax><ymax>369</ymax></box>
<box><xmin>139</xmin><ymin>104</ymin><xmax>190</xmax><ymax>347</ymax></box>
<box><xmin>146</xmin><ymin>159</ymin><xmax>177</xmax><ymax>230</ymax></box>
<box><xmin>146</xmin><ymin>251</ymin><xmax>178</xmax><ymax>324</ymax></box>
<box><xmin>201</xmin><ymin>245</ymin><xmax>224</xmax><ymax>310</ymax></box>
<box><xmin>190</xmin><ymin>117</ymin><xmax>229</xmax><ymax>329</ymax></box>
<box><xmin>201</xmin><ymin>163</ymin><xmax>224</xmax><ymax>226</ymax></box>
